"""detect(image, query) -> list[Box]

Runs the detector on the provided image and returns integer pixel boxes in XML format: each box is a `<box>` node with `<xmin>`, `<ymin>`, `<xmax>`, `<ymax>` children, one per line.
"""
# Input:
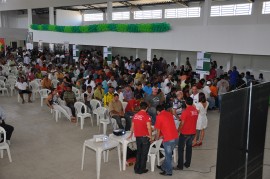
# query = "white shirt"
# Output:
<box><xmin>24</xmin><ymin>56</ymin><xmax>30</xmax><ymax>64</ymax></box>
<box><xmin>107</xmin><ymin>80</ymin><xmax>118</xmax><ymax>88</ymax></box>
<box><xmin>203</xmin><ymin>86</ymin><xmax>211</xmax><ymax>99</ymax></box>
<box><xmin>164</xmin><ymin>86</ymin><xmax>171</xmax><ymax>96</ymax></box>
<box><xmin>82</xmin><ymin>91</ymin><xmax>93</xmax><ymax>102</ymax></box>
<box><xmin>15</xmin><ymin>82</ymin><xmax>28</xmax><ymax>90</ymax></box>
<box><xmin>190</xmin><ymin>93</ymin><xmax>199</xmax><ymax>104</ymax></box>
<box><xmin>115</xmin><ymin>91</ymin><xmax>124</xmax><ymax>102</ymax></box>
<box><xmin>36</xmin><ymin>58</ymin><xmax>43</xmax><ymax>66</ymax></box>
<box><xmin>84</xmin><ymin>80</ymin><xmax>96</xmax><ymax>89</ymax></box>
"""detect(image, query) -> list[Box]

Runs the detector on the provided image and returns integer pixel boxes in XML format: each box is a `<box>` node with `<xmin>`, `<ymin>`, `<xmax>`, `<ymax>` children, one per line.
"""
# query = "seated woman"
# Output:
<box><xmin>46</xmin><ymin>88</ymin><xmax>76</xmax><ymax>122</ymax></box>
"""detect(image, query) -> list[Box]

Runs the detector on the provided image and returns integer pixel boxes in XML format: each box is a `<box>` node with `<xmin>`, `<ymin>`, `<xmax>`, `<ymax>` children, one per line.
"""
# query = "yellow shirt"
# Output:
<box><xmin>103</xmin><ymin>92</ymin><xmax>114</xmax><ymax>107</ymax></box>
<box><xmin>94</xmin><ymin>88</ymin><xmax>105</xmax><ymax>101</ymax></box>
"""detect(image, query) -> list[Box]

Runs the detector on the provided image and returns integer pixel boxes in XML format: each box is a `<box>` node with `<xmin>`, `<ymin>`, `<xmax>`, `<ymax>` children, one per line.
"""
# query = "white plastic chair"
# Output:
<box><xmin>90</xmin><ymin>99</ymin><xmax>102</xmax><ymax>125</ymax></box>
<box><xmin>29</xmin><ymin>81</ymin><xmax>40</xmax><ymax>100</ymax></box>
<box><xmin>147</xmin><ymin>139</ymin><xmax>163</xmax><ymax>172</ymax></box>
<box><xmin>96</xmin><ymin>107</ymin><xmax>111</xmax><ymax>134</ymax></box>
<box><xmin>0</xmin><ymin>80</ymin><xmax>9</xmax><ymax>96</ymax></box>
<box><xmin>72</xmin><ymin>86</ymin><xmax>81</xmax><ymax>101</ymax></box>
<box><xmin>71</xmin><ymin>77</ymin><xmax>77</xmax><ymax>84</ymax></box>
<box><xmin>52</xmin><ymin>105</ymin><xmax>71</xmax><ymax>122</ymax></box>
<box><xmin>74</xmin><ymin>102</ymin><xmax>93</xmax><ymax>129</ymax></box>
<box><xmin>0</xmin><ymin>127</ymin><xmax>12</xmax><ymax>162</ymax></box>
<box><xmin>39</xmin><ymin>89</ymin><xmax>51</xmax><ymax>107</ymax></box>
<box><xmin>6</xmin><ymin>78</ymin><xmax>17</xmax><ymax>96</ymax></box>
<box><xmin>7</xmin><ymin>75</ymin><xmax>17</xmax><ymax>81</ymax></box>
<box><xmin>34</xmin><ymin>79</ymin><xmax>42</xmax><ymax>89</ymax></box>
<box><xmin>51</xmin><ymin>79</ymin><xmax>59</xmax><ymax>88</ymax></box>
<box><xmin>158</xmin><ymin>147</ymin><xmax>178</xmax><ymax>166</ymax></box>
<box><xmin>0</xmin><ymin>76</ymin><xmax>7</xmax><ymax>82</ymax></box>
<box><xmin>122</xmin><ymin>101</ymin><xmax>128</xmax><ymax>111</ymax></box>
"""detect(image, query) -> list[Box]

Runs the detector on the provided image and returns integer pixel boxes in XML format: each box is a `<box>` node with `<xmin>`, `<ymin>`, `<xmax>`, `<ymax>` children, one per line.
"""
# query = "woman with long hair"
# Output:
<box><xmin>193</xmin><ymin>92</ymin><xmax>209</xmax><ymax>146</ymax></box>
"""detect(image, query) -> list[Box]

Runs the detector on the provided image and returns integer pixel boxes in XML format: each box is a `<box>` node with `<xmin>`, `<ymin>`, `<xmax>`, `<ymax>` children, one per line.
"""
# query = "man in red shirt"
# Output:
<box><xmin>175</xmin><ymin>97</ymin><xmax>198</xmax><ymax>170</ymax></box>
<box><xmin>155</xmin><ymin>105</ymin><xmax>178</xmax><ymax>176</ymax></box>
<box><xmin>128</xmin><ymin>101</ymin><xmax>152</xmax><ymax>174</ymax></box>
<box><xmin>124</xmin><ymin>94</ymin><xmax>141</xmax><ymax>131</ymax></box>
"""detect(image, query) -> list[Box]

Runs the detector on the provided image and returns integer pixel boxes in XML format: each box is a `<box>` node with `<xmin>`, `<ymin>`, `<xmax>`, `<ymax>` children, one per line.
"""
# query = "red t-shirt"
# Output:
<box><xmin>125</xmin><ymin>99</ymin><xmax>140</xmax><ymax>113</ymax></box>
<box><xmin>180</xmin><ymin>106</ymin><xmax>198</xmax><ymax>135</ymax></box>
<box><xmin>155</xmin><ymin>110</ymin><xmax>178</xmax><ymax>142</ymax></box>
<box><xmin>132</xmin><ymin>110</ymin><xmax>151</xmax><ymax>137</ymax></box>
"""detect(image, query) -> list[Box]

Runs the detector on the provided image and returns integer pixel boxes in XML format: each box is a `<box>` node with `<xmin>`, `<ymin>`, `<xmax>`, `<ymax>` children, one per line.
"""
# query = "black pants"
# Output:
<box><xmin>66</xmin><ymin>103</ymin><xmax>76</xmax><ymax>117</ymax></box>
<box><xmin>123</xmin><ymin>111</ymin><xmax>133</xmax><ymax>131</ymax></box>
<box><xmin>177</xmin><ymin>134</ymin><xmax>195</xmax><ymax>169</ymax></box>
<box><xmin>0</xmin><ymin>121</ymin><xmax>14</xmax><ymax>141</ymax></box>
<box><xmin>112</xmin><ymin>115</ymin><xmax>124</xmax><ymax>130</ymax></box>
<box><xmin>134</xmin><ymin>137</ymin><xmax>150</xmax><ymax>174</ymax></box>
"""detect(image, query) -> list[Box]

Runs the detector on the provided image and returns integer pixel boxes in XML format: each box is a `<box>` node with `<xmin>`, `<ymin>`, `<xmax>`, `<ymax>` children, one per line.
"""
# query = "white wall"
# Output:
<box><xmin>56</xmin><ymin>9</ymin><xmax>82</xmax><ymax>26</ymax></box>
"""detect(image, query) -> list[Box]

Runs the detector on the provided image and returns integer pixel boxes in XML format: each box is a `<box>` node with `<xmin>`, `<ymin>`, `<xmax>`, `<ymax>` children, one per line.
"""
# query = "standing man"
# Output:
<box><xmin>128</xmin><ymin>102</ymin><xmax>152</xmax><ymax>174</ymax></box>
<box><xmin>0</xmin><ymin>106</ymin><xmax>14</xmax><ymax>145</ymax></box>
<box><xmin>155</xmin><ymin>105</ymin><xmax>178</xmax><ymax>176</ymax></box>
<box><xmin>190</xmin><ymin>85</ymin><xmax>199</xmax><ymax>104</ymax></box>
<box><xmin>175</xmin><ymin>97</ymin><xmax>198</xmax><ymax>170</ymax></box>
<box><xmin>63</xmin><ymin>84</ymin><xmax>77</xmax><ymax>123</ymax></box>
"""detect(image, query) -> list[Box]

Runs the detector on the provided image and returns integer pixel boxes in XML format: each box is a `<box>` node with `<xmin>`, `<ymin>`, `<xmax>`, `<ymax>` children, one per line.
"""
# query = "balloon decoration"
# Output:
<box><xmin>30</xmin><ymin>23</ymin><xmax>171</xmax><ymax>33</ymax></box>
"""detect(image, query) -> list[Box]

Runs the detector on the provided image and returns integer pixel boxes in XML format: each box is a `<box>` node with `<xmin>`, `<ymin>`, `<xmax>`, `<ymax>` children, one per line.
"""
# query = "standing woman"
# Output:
<box><xmin>193</xmin><ymin>92</ymin><xmax>209</xmax><ymax>147</ymax></box>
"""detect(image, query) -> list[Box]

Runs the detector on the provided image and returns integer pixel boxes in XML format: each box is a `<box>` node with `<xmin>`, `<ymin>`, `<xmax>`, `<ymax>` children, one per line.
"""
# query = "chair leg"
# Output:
<box><xmin>103</xmin><ymin>124</ymin><xmax>107</xmax><ymax>135</ymax></box>
<box><xmin>97</xmin><ymin>150</ymin><xmax>102</xmax><ymax>179</ymax></box>
<box><xmin>81</xmin><ymin>144</ymin><xmax>86</xmax><ymax>171</ymax></box>
<box><xmin>117</xmin><ymin>145</ymin><xmax>122</xmax><ymax>171</ymax></box>
<box><xmin>91</xmin><ymin>117</ymin><xmax>93</xmax><ymax>127</ymax></box>
<box><xmin>56</xmin><ymin>111</ymin><xmax>59</xmax><ymax>122</ymax></box>
<box><xmin>150</xmin><ymin>155</ymin><xmax>156</xmax><ymax>172</ymax></box>
<box><xmin>103</xmin><ymin>151</ymin><xmax>106</xmax><ymax>163</ymax></box>
<box><xmin>7</xmin><ymin>148</ymin><xmax>12</xmax><ymax>162</ymax></box>
<box><xmin>81</xmin><ymin>117</ymin><xmax>84</xmax><ymax>130</ymax></box>
<box><xmin>106</xmin><ymin>150</ymin><xmax>109</xmax><ymax>162</ymax></box>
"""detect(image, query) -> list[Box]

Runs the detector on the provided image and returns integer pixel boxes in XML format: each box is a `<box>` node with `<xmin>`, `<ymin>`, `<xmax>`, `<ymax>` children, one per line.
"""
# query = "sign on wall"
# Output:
<box><xmin>64</xmin><ymin>41</ymin><xmax>70</xmax><ymax>56</ymax></box>
<box><xmin>103</xmin><ymin>47</ymin><xmax>112</xmax><ymax>65</ymax></box>
<box><xmin>196</xmin><ymin>51</ymin><xmax>211</xmax><ymax>78</ymax></box>
<box><xmin>38</xmin><ymin>40</ymin><xmax>43</xmax><ymax>52</ymax></box>
<box><xmin>0</xmin><ymin>38</ymin><xmax>5</xmax><ymax>52</ymax></box>
<box><xmin>26</xmin><ymin>32</ymin><xmax>33</xmax><ymax>50</ymax></box>
<box><xmin>49</xmin><ymin>44</ymin><xmax>54</xmax><ymax>53</ymax></box>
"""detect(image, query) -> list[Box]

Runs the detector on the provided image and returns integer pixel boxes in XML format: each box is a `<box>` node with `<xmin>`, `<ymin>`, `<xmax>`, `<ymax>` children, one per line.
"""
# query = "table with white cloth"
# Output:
<box><xmin>109</xmin><ymin>131</ymin><xmax>136</xmax><ymax>171</ymax></box>
<box><xmin>81</xmin><ymin>138</ymin><xmax>122</xmax><ymax>179</ymax></box>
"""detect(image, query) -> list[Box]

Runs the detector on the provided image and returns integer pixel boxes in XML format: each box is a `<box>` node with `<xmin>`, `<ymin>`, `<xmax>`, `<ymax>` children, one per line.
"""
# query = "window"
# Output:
<box><xmin>210</xmin><ymin>3</ymin><xmax>252</xmax><ymax>17</ymax></box>
<box><xmin>262</xmin><ymin>1</ymin><xmax>270</xmax><ymax>14</ymax></box>
<box><xmin>165</xmin><ymin>7</ymin><xmax>201</xmax><ymax>18</ymax></box>
<box><xmin>112</xmin><ymin>11</ymin><xmax>130</xmax><ymax>20</ymax></box>
<box><xmin>84</xmin><ymin>13</ymin><xmax>104</xmax><ymax>21</ymax></box>
<box><xmin>134</xmin><ymin>10</ymin><xmax>162</xmax><ymax>19</ymax></box>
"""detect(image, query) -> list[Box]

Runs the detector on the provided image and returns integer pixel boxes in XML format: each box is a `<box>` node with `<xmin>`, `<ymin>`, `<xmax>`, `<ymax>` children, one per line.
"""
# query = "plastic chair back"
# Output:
<box><xmin>0</xmin><ymin>127</ymin><xmax>6</xmax><ymax>143</ymax></box>
<box><xmin>90</xmin><ymin>99</ymin><xmax>101</xmax><ymax>111</ymax></box>
<box><xmin>39</xmin><ymin>89</ymin><xmax>51</xmax><ymax>97</ymax></box>
<box><xmin>51</xmin><ymin>79</ymin><xmax>59</xmax><ymax>88</ymax></box>
<box><xmin>148</xmin><ymin>139</ymin><xmax>163</xmax><ymax>155</ymax></box>
<box><xmin>74</xmin><ymin>102</ymin><xmax>87</xmax><ymax>115</ymax></box>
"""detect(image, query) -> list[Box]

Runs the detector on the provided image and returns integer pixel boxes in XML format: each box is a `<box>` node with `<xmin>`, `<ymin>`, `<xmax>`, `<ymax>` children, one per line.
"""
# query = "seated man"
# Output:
<box><xmin>93</xmin><ymin>83</ymin><xmax>104</xmax><ymax>101</ymax></box>
<box><xmin>15</xmin><ymin>77</ymin><xmax>32</xmax><ymax>104</ymax></box>
<box><xmin>83</xmin><ymin>86</ymin><xmax>93</xmax><ymax>111</ymax></box>
<box><xmin>103</xmin><ymin>86</ymin><xmax>114</xmax><ymax>107</ymax></box>
<box><xmin>41</xmin><ymin>74</ymin><xmax>52</xmax><ymax>89</ymax></box>
<box><xmin>109</xmin><ymin>93</ymin><xmax>127</xmax><ymax>130</ymax></box>
<box><xmin>63</xmin><ymin>84</ymin><xmax>77</xmax><ymax>122</ymax></box>
<box><xmin>0</xmin><ymin>106</ymin><xmax>14</xmax><ymax>145</ymax></box>
<box><xmin>124</xmin><ymin>94</ymin><xmax>141</xmax><ymax>131</ymax></box>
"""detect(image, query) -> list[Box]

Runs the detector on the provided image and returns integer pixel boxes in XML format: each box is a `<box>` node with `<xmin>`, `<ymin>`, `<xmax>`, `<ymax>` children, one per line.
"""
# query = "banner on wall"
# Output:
<box><xmin>196</xmin><ymin>51</ymin><xmax>211</xmax><ymax>78</ymax></box>
<box><xmin>0</xmin><ymin>38</ymin><xmax>5</xmax><ymax>52</ymax></box>
<box><xmin>103</xmin><ymin>47</ymin><xmax>112</xmax><ymax>65</ymax></box>
<box><xmin>64</xmin><ymin>41</ymin><xmax>69</xmax><ymax>56</ymax></box>
<box><xmin>38</xmin><ymin>40</ymin><xmax>43</xmax><ymax>52</ymax></box>
<box><xmin>26</xmin><ymin>32</ymin><xmax>33</xmax><ymax>50</ymax></box>
<box><xmin>49</xmin><ymin>43</ymin><xmax>54</xmax><ymax>53</ymax></box>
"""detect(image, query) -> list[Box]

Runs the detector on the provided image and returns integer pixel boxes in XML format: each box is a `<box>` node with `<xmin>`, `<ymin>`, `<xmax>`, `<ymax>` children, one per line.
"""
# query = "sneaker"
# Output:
<box><xmin>173</xmin><ymin>166</ymin><xmax>183</xmax><ymax>170</ymax></box>
<box><xmin>160</xmin><ymin>171</ymin><xmax>172</xmax><ymax>176</ymax></box>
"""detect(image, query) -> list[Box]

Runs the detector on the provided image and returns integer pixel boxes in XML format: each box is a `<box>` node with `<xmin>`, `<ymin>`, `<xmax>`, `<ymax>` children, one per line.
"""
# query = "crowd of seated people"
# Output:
<box><xmin>0</xmin><ymin>46</ymin><xmax>267</xmax><ymax>175</ymax></box>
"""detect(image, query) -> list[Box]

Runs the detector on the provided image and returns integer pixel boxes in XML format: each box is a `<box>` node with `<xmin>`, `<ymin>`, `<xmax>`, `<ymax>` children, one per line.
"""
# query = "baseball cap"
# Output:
<box><xmin>206</xmin><ymin>81</ymin><xmax>211</xmax><ymax>85</ymax></box>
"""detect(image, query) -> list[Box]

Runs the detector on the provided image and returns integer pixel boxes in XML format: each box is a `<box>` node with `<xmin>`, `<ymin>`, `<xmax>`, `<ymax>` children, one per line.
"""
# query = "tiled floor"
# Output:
<box><xmin>0</xmin><ymin>95</ymin><xmax>269</xmax><ymax>179</ymax></box>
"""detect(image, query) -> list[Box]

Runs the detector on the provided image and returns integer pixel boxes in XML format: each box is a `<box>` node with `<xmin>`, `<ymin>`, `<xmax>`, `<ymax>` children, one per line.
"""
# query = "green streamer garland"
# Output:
<box><xmin>30</xmin><ymin>23</ymin><xmax>171</xmax><ymax>33</ymax></box>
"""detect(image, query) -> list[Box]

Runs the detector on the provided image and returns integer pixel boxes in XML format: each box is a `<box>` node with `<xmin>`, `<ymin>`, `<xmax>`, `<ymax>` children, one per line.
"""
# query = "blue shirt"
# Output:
<box><xmin>143</xmin><ymin>86</ymin><xmax>152</xmax><ymax>96</ymax></box>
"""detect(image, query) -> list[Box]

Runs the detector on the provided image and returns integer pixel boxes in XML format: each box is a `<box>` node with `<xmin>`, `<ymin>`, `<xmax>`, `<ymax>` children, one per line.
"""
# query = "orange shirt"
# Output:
<box><xmin>210</xmin><ymin>85</ymin><xmax>218</xmax><ymax>97</ymax></box>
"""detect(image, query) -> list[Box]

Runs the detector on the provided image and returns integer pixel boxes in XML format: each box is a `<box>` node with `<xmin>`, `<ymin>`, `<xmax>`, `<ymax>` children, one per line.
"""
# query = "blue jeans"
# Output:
<box><xmin>218</xmin><ymin>95</ymin><xmax>223</xmax><ymax>111</ymax></box>
<box><xmin>161</xmin><ymin>139</ymin><xmax>177</xmax><ymax>175</ymax></box>
<box><xmin>177</xmin><ymin>134</ymin><xmax>195</xmax><ymax>169</ymax></box>
<box><xmin>207</xmin><ymin>97</ymin><xmax>215</xmax><ymax>109</ymax></box>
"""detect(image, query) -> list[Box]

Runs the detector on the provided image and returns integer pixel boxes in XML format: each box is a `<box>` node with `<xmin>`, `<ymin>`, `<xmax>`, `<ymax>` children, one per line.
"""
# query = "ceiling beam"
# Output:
<box><xmin>119</xmin><ymin>1</ymin><xmax>142</xmax><ymax>10</ymax></box>
<box><xmin>84</xmin><ymin>5</ymin><xmax>105</xmax><ymax>12</ymax></box>
<box><xmin>171</xmin><ymin>0</ymin><xmax>189</xmax><ymax>7</ymax></box>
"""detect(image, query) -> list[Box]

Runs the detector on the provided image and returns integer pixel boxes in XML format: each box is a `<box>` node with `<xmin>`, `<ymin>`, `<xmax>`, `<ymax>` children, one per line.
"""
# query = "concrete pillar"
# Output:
<box><xmin>227</xmin><ymin>55</ymin><xmax>233</xmax><ymax>72</ymax></box>
<box><xmin>49</xmin><ymin>7</ymin><xmax>54</xmax><ymax>25</ymax></box>
<box><xmin>107</xmin><ymin>1</ymin><xmax>113</xmax><ymax>23</ymax></box>
<box><xmin>135</xmin><ymin>49</ymin><xmax>139</xmax><ymax>59</ymax></box>
<box><xmin>147</xmin><ymin>48</ymin><xmax>152</xmax><ymax>62</ymax></box>
<box><xmin>28</xmin><ymin>9</ymin><xmax>32</xmax><ymax>27</ymax></box>
<box><xmin>203</xmin><ymin>0</ymin><xmax>211</xmax><ymax>26</ymax></box>
<box><xmin>0</xmin><ymin>11</ymin><xmax>8</xmax><ymax>28</ymax></box>
<box><xmin>174</xmin><ymin>51</ymin><xmax>179</xmax><ymax>66</ymax></box>
<box><xmin>0</xmin><ymin>12</ymin><xmax>2</xmax><ymax>28</ymax></box>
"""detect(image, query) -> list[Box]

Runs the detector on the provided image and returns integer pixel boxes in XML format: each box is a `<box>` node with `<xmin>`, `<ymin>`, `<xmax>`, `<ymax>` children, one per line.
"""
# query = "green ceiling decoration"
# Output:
<box><xmin>30</xmin><ymin>22</ymin><xmax>171</xmax><ymax>33</ymax></box>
